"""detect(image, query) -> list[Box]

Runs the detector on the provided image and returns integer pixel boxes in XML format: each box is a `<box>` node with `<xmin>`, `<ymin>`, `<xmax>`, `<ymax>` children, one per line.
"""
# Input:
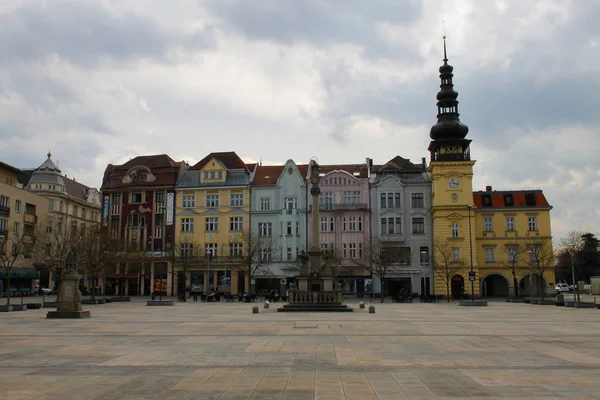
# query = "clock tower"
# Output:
<box><xmin>427</xmin><ymin>37</ymin><xmax>479</xmax><ymax>297</ymax></box>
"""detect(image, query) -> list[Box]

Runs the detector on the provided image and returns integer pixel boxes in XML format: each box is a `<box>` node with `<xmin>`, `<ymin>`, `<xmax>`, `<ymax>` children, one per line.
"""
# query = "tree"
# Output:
<box><xmin>32</xmin><ymin>216</ymin><xmax>80</xmax><ymax>299</ymax></box>
<box><xmin>432</xmin><ymin>239</ymin><xmax>464</xmax><ymax>303</ymax></box>
<box><xmin>500</xmin><ymin>241</ymin><xmax>527</xmax><ymax>298</ymax></box>
<box><xmin>231</xmin><ymin>231</ymin><xmax>275</xmax><ymax>294</ymax></box>
<box><xmin>321</xmin><ymin>248</ymin><xmax>342</xmax><ymax>277</ymax></box>
<box><xmin>519</xmin><ymin>236</ymin><xmax>555</xmax><ymax>300</ymax></box>
<box><xmin>557</xmin><ymin>231</ymin><xmax>600</xmax><ymax>302</ymax></box>
<box><xmin>78</xmin><ymin>227</ymin><xmax>119</xmax><ymax>300</ymax></box>
<box><xmin>173</xmin><ymin>240</ymin><xmax>200</xmax><ymax>299</ymax></box>
<box><xmin>0</xmin><ymin>228</ymin><xmax>32</xmax><ymax>305</ymax></box>
<box><xmin>361</xmin><ymin>240</ymin><xmax>396</xmax><ymax>303</ymax></box>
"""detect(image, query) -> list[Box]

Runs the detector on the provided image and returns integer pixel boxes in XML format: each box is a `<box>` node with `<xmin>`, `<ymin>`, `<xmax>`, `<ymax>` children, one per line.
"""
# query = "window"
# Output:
<box><xmin>205</xmin><ymin>217</ymin><xmax>218</xmax><ymax>231</ymax></box>
<box><xmin>508</xmin><ymin>247</ymin><xmax>518</xmax><ymax>263</ymax></box>
<box><xmin>182</xmin><ymin>243</ymin><xmax>193</xmax><ymax>257</ymax></box>
<box><xmin>23</xmin><ymin>245</ymin><xmax>31</xmax><ymax>258</ymax></box>
<box><xmin>412</xmin><ymin>218</ymin><xmax>425</xmax><ymax>234</ymax></box>
<box><xmin>182</xmin><ymin>195</ymin><xmax>195</xmax><ymax>208</ymax></box>
<box><xmin>260</xmin><ymin>247</ymin><xmax>272</xmax><ymax>261</ymax></box>
<box><xmin>411</xmin><ymin>193</ymin><xmax>424</xmax><ymax>208</ymax></box>
<box><xmin>258</xmin><ymin>222</ymin><xmax>272</xmax><ymax>236</ymax></box>
<box><xmin>110</xmin><ymin>215</ymin><xmax>119</xmax><ymax>229</ymax></box>
<box><xmin>13</xmin><ymin>221</ymin><xmax>20</xmax><ymax>235</ymax></box>
<box><xmin>381</xmin><ymin>217</ymin><xmax>401</xmax><ymax>234</ymax></box>
<box><xmin>181</xmin><ymin>218</ymin><xmax>194</xmax><ymax>232</ymax></box>
<box><xmin>484</xmin><ymin>247</ymin><xmax>494</xmax><ymax>262</ymax></box>
<box><xmin>111</xmin><ymin>193</ymin><xmax>122</xmax><ymax>205</ymax></box>
<box><xmin>505</xmin><ymin>216</ymin><xmax>515</xmax><ymax>232</ymax></box>
<box><xmin>155</xmin><ymin>190</ymin><xmax>166</xmax><ymax>203</ymax></box>
<box><xmin>14</xmin><ymin>200</ymin><xmax>21</xmax><ymax>213</ymax></box>
<box><xmin>452</xmin><ymin>248</ymin><xmax>460</xmax><ymax>262</ymax></box>
<box><xmin>342</xmin><ymin>243</ymin><xmax>347</xmax><ymax>258</ymax></box>
<box><xmin>230</xmin><ymin>193</ymin><xmax>244</xmax><ymax>206</ymax></box>
<box><xmin>320</xmin><ymin>217</ymin><xmax>334</xmax><ymax>232</ymax></box>
<box><xmin>48</xmin><ymin>199</ymin><xmax>54</xmax><ymax>211</ymax></box>
<box><xmin>287</xmin><ymin>247</ymin><xmax>293</xmax><ymax>261</ymax></box>
<box><xmin>381</xmin><ymin>192</ymin><xmax>401</xmax><ymax>208</ymax></box>
<box><xmin>296</xmin><ymin>221</ymin><xmax>300</xmax><ymax>236</ymax></box>
<box><xmin>286</xmin><ymin>221</ymin><xmax>292</xmax><ymax>235</ymax></box>
<box><xmin>260</xmin><ymin>197</ymin><xmax>271</xmax><ymax>211</ymax></box>
<box><xmin>420</xmin><ymin>246</ymin><xmax>429</xmax><ymax>265</ymax></box>
<box><xmin>320</xmin><ymin>192</ymin><xmax>333</xmax><ymax>209</ymax></box>
<box><xmin>131</xmin><ymin>192</ymin><xmax>143</xmax><ymax>203</ymax></box>
<box><xmin>205</xmin><ymin>244</ymin><xmax>218</xmax><ymax>258</ymax></box>
<box><xmin>81</xmin><ymin>208</ymin><xmax>86</xmax><ymax>219</ymax></box>
<box><xmin>346</xmin><ymin>216</ymin><xmax>362</xmax><ymax>232</ymax></box>
<box><xmin>230</xmin><ymin>217</ymin><xmax>243</xmax><ymax>231</ymax></box>
<box><xmin>206</xmin><ymin>194</ymin><xmax>219</xmax><ymax>207</ymax></box>
<box><xmin>229</xmin><ymin>243</ymin><xmax>242</xmax><ymax>257</ymax></box>
<box><xmin>529</xmin><ymin>247</ymin><xmax>539</xmax><ymax>263</ymax></box>
<box><xmin>284</xmin><ymin>197</ymin><xmax>297</xmax><ymax>212</ymax></box>
<box><xmin>484</xmin><ymin>217</ymin><xmax>493</xmax><ymax>232</ymax></box>
<box><xmin>349</xmin><ymin>243</ymin><xmax>357</xmax><ymax>258</ymax></box>
<box><xmin>528</xmin><ymin>216</ymin><xmax>537</xmax><ymax>231</ymax></box>
<box><xmin>343</xmin><ymin>191</ymin><xmax>352</xmax><ymax>204</ymax></box>
<box><xmin>155</xmin><ymin>213</ymin><xmax>164</xmax><ymax>227</ymax></box>
<box><xmin>46</xmin><ymin>220</ymin><xmax>53</xmax><ymax>233</ymax></box>
<box><xmin>451</xmin><ymin>222</ymin><xmax>459</xmax><ymax>238</ymax></box>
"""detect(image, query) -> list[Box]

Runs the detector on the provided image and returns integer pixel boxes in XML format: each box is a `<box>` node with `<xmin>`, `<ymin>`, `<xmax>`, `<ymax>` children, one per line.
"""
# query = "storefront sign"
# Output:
<box><xmin>166</xmin><ymin>193</ymin><xmax>174</xmax><ymax>225</ymax></box>
<box><xmin>103</xmin><ymin>196</ymin><xmax>110</xmax><ymax>227</ymax></box>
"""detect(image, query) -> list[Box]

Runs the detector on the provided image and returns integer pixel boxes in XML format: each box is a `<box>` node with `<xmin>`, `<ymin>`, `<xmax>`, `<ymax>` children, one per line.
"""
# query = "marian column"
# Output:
<box><xmin>308</xmin><ymin>159</ymin><xmax>322</xmax><ymax>279</ymax></box>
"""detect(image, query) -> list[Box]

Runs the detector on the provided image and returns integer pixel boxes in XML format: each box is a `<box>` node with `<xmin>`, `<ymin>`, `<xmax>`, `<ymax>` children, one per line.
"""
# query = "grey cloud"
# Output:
<box><xmin>0</xmin><ymin>2</ymin><xmax>214</xmax><ymax>66</ymax></box>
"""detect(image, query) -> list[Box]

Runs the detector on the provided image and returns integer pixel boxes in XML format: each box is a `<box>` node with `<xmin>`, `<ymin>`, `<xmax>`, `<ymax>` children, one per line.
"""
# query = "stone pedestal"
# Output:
<box><xmin>47</xmin><ymin>270</ymin><xmax>91</xmax><ymax>319</ymax></box>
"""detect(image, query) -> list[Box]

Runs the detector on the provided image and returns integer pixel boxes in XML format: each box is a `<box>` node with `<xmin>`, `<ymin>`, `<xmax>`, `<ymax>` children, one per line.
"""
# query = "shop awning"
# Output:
<box><xmin>0</xmin><ymin>266</ymin><xmax>40</xmax><ymax>279</ymax></box>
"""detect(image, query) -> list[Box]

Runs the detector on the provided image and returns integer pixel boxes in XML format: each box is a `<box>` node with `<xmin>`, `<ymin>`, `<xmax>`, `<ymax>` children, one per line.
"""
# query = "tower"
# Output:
<box><xmin>427</xmin><ymin>37</ymin><xmax>479</xmax><ymax>297</ymax></box>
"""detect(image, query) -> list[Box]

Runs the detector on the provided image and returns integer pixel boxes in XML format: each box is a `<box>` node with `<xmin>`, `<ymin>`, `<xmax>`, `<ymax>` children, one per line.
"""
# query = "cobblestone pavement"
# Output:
<box><xmin>0</xmin><ymin>297</ymin><xmax>599</xmax><ymax>399</ymax></box>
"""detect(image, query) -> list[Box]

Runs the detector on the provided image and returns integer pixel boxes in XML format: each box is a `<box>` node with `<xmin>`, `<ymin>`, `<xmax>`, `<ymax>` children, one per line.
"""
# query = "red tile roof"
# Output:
<box><xmin>297</xmin><ymin>164</ymin><xmax>309</xmax><ymax>179</ymax></box>
<box><xmin>473</xmin><ymin>190</ymin><xmax>551</xmax><ymax>208</ymax></box>
<box><xmin>191</xmin><ymin>152</ymin><xmax>248</xmax><ymax>171</ymax></box>
<box><xmin>252</xmin><ymin>165</ymin><xmax>285</xmax><ymax>185</ymax></box>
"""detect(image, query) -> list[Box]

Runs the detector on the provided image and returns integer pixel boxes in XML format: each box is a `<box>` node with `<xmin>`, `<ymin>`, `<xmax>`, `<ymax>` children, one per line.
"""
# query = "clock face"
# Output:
<box><xmin>448</xmin><ymin>177</ymin><xmax>459</xmax><ymax>189</ymax></box>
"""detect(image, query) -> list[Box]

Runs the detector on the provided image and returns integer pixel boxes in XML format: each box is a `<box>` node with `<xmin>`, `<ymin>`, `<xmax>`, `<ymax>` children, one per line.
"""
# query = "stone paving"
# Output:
<box><xmin>0</xmin><ymin>297</ymin><xmax>599</xmax><ymax>399</ymax></box>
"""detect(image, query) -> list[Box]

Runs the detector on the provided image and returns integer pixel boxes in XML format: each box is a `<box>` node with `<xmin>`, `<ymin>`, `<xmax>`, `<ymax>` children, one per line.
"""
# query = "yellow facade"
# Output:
<box><xmin>0</xmin><ymin>161</ymin><xmax>20</xmax><ymax>187</ymax></box>
<box><xmin>174</xmin><ymin>155</ymin><xmax>251</xmax><ymax>294</ymax></box>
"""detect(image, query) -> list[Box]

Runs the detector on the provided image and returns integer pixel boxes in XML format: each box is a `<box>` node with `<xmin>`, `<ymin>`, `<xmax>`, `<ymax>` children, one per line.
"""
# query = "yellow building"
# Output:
<box><xmin>174</xmin><ymin>152</ymin><xmax>253</xmax><ymax>295</ymax></box>
<box><xmin>427</xmin><ymin>40</ymin><xmax>554</xmax><ymax>299</ymax></box>
<box><xmin>0</xmin><ymin>162</ymin><xmax>49</xmax><ymax>297</ymax></box>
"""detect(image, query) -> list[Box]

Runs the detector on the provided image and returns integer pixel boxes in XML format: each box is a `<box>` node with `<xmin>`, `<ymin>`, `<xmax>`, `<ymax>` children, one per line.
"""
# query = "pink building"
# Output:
<box><xmin>307</xmin><ymin>162</ymin><xmax>372</xmax><ymax>296</ymax></box>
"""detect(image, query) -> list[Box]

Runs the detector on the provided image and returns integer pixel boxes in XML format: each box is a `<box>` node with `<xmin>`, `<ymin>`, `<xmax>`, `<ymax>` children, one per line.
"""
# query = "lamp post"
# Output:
<box><xmin>421</xmin><ymin>250</ymin><xmax>428</xmax><ymax>296</ymax></box>
<box><xmin>569</xmin><ymin>250</ymin><xmax>577</xmax><ymax>303</ymax></box>
<box><xmin>466</xmin><ymin>205</ymin><xmax>474</xmax><ymax>302</ymax></box>
<box><xmin>0</xmin><ymin>235</ymin><xmax>5</xmax><ymax>302</ymax></box>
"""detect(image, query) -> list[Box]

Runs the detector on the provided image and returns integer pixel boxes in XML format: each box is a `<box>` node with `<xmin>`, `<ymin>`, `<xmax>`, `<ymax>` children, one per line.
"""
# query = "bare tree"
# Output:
<box><xmin>500</xmin><ymin>241</ymin><xmax>527</xmax><ymax>298</ymax></box>
<box><xmin>0</xmin><ymin>228</ymin><xmax>33</xmax><ymax>305</ymax></box>
<box><xmin>558</xmin><ymin>231</ymin><xmax>585</xmax><ymax>302</ymax></box>
<box><xmin>32</xmin><ymin>216</ymin><xmax>80</xmax><ymax>299</ymax></box>
<box><xmin>230</xmin><ymin>231</ymin><xmax>275</xmax><ymax>293</ymax></box>
<box><xmin>173</xmin><ymin>240</ymin><xmax>200</xmax><ymax>299</ymax></box>
<box><xmin>78</xmin><ymin>227</ymin><xmax>119</xmax><ymax>300</ymax></box>
<box><xmin>519</xmin><ymin>236</ymin><xmax>555</xmax><ymax>300</ymax></box>
<box><xmin>432</xmin><ymin>239</ymin><xmax>464</xmax><ymax>303</ymax></box>
<box><xmin>359</xmin><ymin>240</ymin><xmax>401</xmax><ymax>303</ymax></box>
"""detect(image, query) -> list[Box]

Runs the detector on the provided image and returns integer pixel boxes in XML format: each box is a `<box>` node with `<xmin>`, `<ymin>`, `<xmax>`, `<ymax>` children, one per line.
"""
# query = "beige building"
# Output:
<box><xmin>0</xmin><ymin>162</ymin><xmax>49</xmax><ymax>297</ymax></box>
<box><xmin>20</xmin><ymin>153</ymin><xmax>102</xmax><ymax>290</ymax></box>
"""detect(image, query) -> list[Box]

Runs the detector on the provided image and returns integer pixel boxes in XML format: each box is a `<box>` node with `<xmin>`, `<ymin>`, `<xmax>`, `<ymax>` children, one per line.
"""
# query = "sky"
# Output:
<box><xmin>0</xmin><ymin>0</ymin><xmax>598</xmax><ymax>242</ymax></box>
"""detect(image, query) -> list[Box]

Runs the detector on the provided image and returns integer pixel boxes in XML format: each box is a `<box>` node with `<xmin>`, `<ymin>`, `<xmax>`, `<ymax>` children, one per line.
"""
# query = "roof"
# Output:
<box><xmin>101</xmin><ymin>154</ymin><xmax>187</xmax><ymax>191</ymax></box>
<box><xmin>190</xmin><ymin>152</ymin><xmax>248</xmax><ymax>172</ymax></box>
<box><xmin>252</xmin><ymin>165</ymin><xmax>285</xmax><ymax>185</ymax></box>
<box><xmin>176</xmin><ymin>169</ymin><xmax>250</xmax><ymax>189</ymax></box>
<box><xmin>375</xmin><ymin>156</ymin><xmax>426</xmax><ymax>173</ymax></box>
<box><xmin>318</xmin><ymin>164</ymin><xmax>369</xmax><ymax>178</ymax></box>
<box><xmin>0</xmin><ymin>160</ymin><xmax>23</xmax><ymax>175</ymax></box>
<box><xmin>63</xmin><ymin>176</ymin><xmax>93</xmax><ymax>202</ymax></box>
<box><xmin>473</xmin><ymin>190</ymin><xmax>551</xmax><ymax>209</ymax></box>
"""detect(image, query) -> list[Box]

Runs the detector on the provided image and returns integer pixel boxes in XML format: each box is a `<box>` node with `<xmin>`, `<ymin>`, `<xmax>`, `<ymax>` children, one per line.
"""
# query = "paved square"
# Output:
<box><xmin>1</xmin><ymin>298</ymin><xmax>599</xmax><ymax>399</ymax></box>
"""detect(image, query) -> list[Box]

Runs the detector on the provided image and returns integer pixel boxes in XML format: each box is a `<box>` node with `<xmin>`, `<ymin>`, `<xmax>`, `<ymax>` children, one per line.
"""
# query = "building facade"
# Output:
<box><xmin>101</xmin><ymin>154</ymin><xmax>188</xmax><ymax>296</ymax></box>
<box><xmin>307</xmin><ymin>162</ymin><xmax>372</xmax><ymax>296</ymax></box>
<box><xmin>427</xmin><ymin>40</ymin><xmax>554</xmax><ymax>299</ymax></box>
<box><xmin>370</xmin><ymin>156</ymin><xmax>433</xmax><ymax>297</ymax></box>
<box><xmin>0</xmin><ymin>161</ymin><xmax>49</xmax><ymax>296</ymax></box>
<box><xmin>174</xmin><ymin>152</ymin><xmax>252</xmax><ymax>295</ymax></box>
<box><xmin>250</xmin><ymin>160</ymin><xmax>309</xmax><ymax>295</ymax></box>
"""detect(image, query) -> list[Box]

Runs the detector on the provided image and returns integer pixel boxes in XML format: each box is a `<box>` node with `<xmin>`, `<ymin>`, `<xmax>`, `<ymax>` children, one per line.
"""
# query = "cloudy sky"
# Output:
<box><xmin>0</xmin><ymin>0</ymin><xmax>598</xmax><ymax>241</ymax></box>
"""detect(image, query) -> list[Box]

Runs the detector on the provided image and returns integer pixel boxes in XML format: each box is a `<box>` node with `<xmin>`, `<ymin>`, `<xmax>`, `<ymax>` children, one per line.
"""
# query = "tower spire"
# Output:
<box><xmin>443</xmin><ymin>35</ymin><xmax>448</xmax><ymax>63</ymax></box>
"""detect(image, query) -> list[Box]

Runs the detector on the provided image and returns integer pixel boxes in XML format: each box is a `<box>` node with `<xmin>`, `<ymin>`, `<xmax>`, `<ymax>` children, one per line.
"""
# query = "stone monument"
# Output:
<box><xmin>47</xmin><ymin>253</ymin><xmax>91</xmax><ymax>319</ymax></box>
<box><xmin>279</xmin><ymin>158</ymin><xmax>352</xmax><ymax>312</ymax></box>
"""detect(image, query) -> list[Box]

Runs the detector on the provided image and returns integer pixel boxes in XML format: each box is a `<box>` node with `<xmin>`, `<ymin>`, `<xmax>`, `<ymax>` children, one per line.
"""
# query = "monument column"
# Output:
<box><xmin>308</xmin><ymin>159</ymin><xmax>322</xmax><ymax>289</ymax></box>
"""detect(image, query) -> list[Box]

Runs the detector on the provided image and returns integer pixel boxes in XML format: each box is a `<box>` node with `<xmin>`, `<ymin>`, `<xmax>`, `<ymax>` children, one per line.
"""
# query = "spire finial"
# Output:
<box><xmin>47</xmin><ymin>150</ymin><xmax>51</xmax><ymax>158</ymax></box>
<box><xmin>442</xmin><ymin>20</ymin><xmax>448</xmax><ymax>63</ymax></box>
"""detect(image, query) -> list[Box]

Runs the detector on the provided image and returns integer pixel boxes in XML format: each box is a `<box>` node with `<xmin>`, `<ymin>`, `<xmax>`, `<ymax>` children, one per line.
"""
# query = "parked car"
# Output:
<box><xmin>555</xmin><ymin>283</ymin><xmax>570</xmax><ymax>293</ymax></box>
<box><xmin>584</xmin><ymin>283</ymin><xmax>591</xmax><ymax>294</ymax></box>
<box><xmin>40</xmin><ymin>287</ymin><xmax>53</xmax><ymax>295</ymax></box>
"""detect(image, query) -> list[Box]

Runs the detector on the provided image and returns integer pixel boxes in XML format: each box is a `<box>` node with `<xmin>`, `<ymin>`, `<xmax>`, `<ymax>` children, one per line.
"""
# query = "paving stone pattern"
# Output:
<box><xmin>0</xmin><ymin>298</ymin><xmax>599</xmax><ymax>399</ymax></box>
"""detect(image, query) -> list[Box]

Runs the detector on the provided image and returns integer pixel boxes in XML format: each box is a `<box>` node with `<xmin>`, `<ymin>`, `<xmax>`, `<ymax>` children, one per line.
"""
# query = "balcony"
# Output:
<box><xmin>310</xmin><ymin>203</ymin><xmax>368</xmax><ymax>212</ymax></box>
<box><xmin>24</xmin><ymin>213</ymin><xmax>37</xmax><ymax>224</ymax></box>
<box><xmin>0</xmin><ymin>206</ymin><xmax>9</xmax><ymax>216</ymax></box>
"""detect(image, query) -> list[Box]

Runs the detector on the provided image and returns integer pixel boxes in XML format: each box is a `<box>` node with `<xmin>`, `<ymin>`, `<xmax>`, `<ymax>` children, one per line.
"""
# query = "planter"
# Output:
<box><xmin>110</xmin><ymin>296</ymin><xmax>131</xmax><ymax>302</ymax></box>
<box><xmin>524</xmin><ymin>299</ymin><xmax>531</xmax><ymax>304</ymax></box>
<box><xmin>146</xmin><ymin>300</ymin><xmax>174</xmax><ymax>306</ymax></box>
<box><xmin>0</xmin><ymin>305</ymin><xmax>13</xmax><ymax>312</ymax></box>
<box><xmin>82</xmin><ymin>300</ymin><xmax>101</xmax><ymax>305</ymax></box>
<box><xmin>25</xmin><ymin>303</ymin><xmax>42</xmax><ymax>309</ymax></box>
<box><xmin>459</xmin><ymin>300</ymin><xmax>488</xmax><ymax>307</ymax></box>
<box><xmin>43</xmin><ymin>302</ymin><xmax>59</xmax><ymax>308</ymax></box>
<box><xmin>574</xmin><ymin>302</ymin><xmax>596</xmax><ymax>309</ymax></box>
<box><xmin>505</xmin><ymin>298</ymin><xmax>525</xmax><ymax>303</ymax></box>
<box><xmin>565</xmin><ymin>301</ymin><xmax>575</xmax><ymax>307</ymax></box>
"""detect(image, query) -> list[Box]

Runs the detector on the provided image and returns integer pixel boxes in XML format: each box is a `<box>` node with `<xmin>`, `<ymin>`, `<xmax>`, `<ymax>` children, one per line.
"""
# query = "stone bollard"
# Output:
<box><xmin>252</xmin><ymin>306</ymin><xmax>259</xmax><ymax>314</ymax></box>
<box><xmin>368</xmin><ymin>305</ymin><xmax>375</xmax><ymax>314</ymax></box>
<box><xmin>359</xmin><ymin>301</ymin><xmax>365</xmax><ymax>309</ymax></box>
<box><xmin>264</xmin><ymin>301</ymin><xmax>270</xmax><ymax>309</ymax></box>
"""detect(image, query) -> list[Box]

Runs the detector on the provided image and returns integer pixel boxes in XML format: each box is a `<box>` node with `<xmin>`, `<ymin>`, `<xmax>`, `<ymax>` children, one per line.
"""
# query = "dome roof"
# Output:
<box><xmin>28</xmin><ymin>152</ymin><xmax>66</xmax><ymax>189</ymax></box>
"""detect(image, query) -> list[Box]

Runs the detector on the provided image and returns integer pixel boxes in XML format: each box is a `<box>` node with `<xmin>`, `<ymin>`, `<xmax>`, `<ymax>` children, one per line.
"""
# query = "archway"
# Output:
<box><xmin>481</xmin><ymin>274</ymin><xmax>509</xmax><ymax>297</ymax></box>
<box><xmin>519</xmin><ymin>274</ymin><xmax>546</xmax><ymax>297</ymax></box>
<box><xmin>451</xmin><ymin>275</ymin><xmax>464</xmax><ymax>300</ymax></box>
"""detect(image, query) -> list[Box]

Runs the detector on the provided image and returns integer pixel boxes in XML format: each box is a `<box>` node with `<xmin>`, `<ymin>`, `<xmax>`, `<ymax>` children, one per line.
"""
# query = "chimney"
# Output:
<box><xmin>365</xmin><ymin>157</ymin><xmax>372</xmax><ymax>177</ymax></box>
<box><xmin>421</xmin><ymin>157</ymin><xmax>427</xmax><ymax>168</ymax></box>
<box><xmin>486</xmin><ymin>185</ymin><xmax>492</xmax><ymax>192</ymax></box>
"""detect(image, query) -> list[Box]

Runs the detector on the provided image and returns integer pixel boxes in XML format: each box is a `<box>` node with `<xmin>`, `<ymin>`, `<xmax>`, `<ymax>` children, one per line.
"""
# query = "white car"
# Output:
<box><xmin>555</xmin><ymin>283</ymin><xmax>569</xmax><ymax>293</ymax></box>
<box><xmin>41</xmin><ymin>287</ymin><xmax>53</xmax><ymax>295</ymax></box>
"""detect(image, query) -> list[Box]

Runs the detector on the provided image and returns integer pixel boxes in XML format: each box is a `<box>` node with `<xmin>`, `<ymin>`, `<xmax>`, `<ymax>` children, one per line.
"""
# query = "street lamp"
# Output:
<box><xmin>466</xmin><ymin>205</ymin><xmax>474</xmax><ymax>302</ymax></box>
<box><xmin>569</xmin><ymin>250</ymin><xmax>577</xmax><ymax>303</ymax></box>
<box><xmin>421</xmin><ymin>250</ymin><xmax>428</xmax><ymax>296</ymax></box>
